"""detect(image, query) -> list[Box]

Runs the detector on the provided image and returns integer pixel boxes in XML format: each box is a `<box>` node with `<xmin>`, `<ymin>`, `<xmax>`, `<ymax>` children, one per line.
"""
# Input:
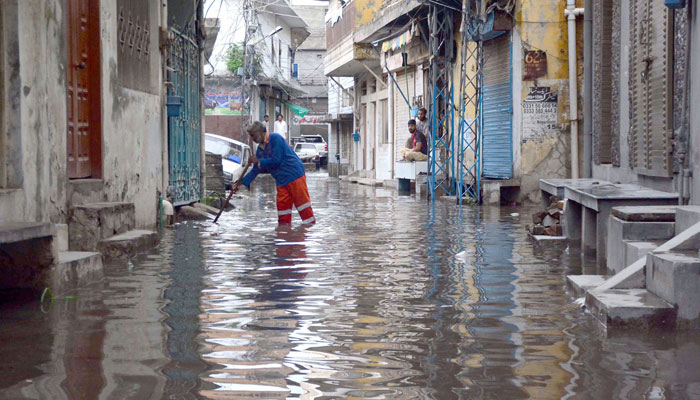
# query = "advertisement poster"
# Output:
<box><xmin>522</xmin><ymin>86</ymin><xmax>559</xmax><ymax>142</ymax></box>
<box><xmin>204</xmin><ymin>85</ymin><xmax>246</xmax><ymax>115</ymax></box>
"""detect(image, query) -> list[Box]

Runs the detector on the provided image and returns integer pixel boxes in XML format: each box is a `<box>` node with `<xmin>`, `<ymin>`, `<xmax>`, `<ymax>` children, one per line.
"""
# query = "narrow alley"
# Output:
<box><xmin>2</xmin><ymin>172</ymin><xmax>699</xmax><ymax>399</ymax></box>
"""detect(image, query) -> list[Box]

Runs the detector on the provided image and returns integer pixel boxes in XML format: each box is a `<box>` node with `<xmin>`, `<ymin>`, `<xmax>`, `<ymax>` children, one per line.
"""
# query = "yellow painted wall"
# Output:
<box><xmin>354</xmin><ymin>0</ymin><xmax>384</xmax><ymax>27</ymax></box>
<box><xmin>446</xmin><ymin>0</ymin><xmax>583</xmax><ymax>200</ymax></box>
<box><xmin>516</xmin><ymin>0</ymin><xmax>584</xmax><ymax>201</ymax></box>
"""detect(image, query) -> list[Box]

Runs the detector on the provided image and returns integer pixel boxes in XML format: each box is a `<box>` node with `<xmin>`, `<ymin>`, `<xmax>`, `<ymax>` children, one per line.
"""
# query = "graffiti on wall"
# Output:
<box><xmin>522</xmin><ymin>86</ymin><xmax>559</xmax><ymax>142</ymax></box>
<box><xmin>204</xmin><ymin>85</ymin><xmax>246</xmax><ymax>115</ymax></box>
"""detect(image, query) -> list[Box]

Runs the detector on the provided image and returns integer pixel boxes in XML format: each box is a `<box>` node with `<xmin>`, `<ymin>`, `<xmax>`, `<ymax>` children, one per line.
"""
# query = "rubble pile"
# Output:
<box><xmin>528</xmin><ymin>195</ymin><xmax>564</xmax><ymax>236</ymax></box>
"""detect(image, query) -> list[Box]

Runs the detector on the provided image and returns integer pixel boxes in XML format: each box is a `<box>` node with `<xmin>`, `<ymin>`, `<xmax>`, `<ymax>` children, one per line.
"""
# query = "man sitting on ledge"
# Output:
<box><xmin>400</xmin><ymin>119</ymin><xmax>428</xmax><ymax>162</ymax></box>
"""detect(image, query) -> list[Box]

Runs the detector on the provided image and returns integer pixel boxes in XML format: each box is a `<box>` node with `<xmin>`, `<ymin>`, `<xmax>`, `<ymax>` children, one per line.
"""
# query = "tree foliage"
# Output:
<box><xmin>226</xmin><ymin>44</ymin><xmax>244</xmax><ymax>74</ymax></box>
<box><xmin>226</xmin><ymin>44</ymin><xmax>263</xmax><ymax>76</ymax></box>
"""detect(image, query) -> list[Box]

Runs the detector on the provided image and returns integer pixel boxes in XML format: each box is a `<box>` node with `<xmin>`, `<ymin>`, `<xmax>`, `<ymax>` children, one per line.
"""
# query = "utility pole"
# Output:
<box><xmin>241</xmin><ymin>0</ymin><xmax>254</xmax><ymax>138</ymax></box>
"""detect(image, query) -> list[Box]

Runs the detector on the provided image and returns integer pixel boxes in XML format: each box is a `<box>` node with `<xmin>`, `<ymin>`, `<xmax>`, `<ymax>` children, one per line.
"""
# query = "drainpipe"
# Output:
<box><xmin>583</xmin><ymin>0</ymin><xmax>592</xmax><ymax>178</ymax></box>
<box><xmin>566</xmin><ymin>1</ymin><xmax>584</xmax><ymax>179</ymax></box>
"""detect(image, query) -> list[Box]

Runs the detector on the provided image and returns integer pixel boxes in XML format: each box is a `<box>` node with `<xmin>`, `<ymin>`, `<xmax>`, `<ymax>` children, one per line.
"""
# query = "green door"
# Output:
<box><xmin>168</xmin><ymin>27</ymin><xmax>201</xmax><ymax>206</ymax></box>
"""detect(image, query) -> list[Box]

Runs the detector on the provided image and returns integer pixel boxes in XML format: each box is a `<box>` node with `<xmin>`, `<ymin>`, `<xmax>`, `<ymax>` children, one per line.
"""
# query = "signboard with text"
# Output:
<box><xmin>523</xmin><ymin>50</ymin><xmax>547</xmax><ymax>80</ymax></box>
<box><xmin>293</xmin><ymin>114</ymin><xmax>328</xmax><ymax>125</ymax></box>
<box><xmin>522</xmin><ymin>86</ymin><xmax>558</xmax><ymax>142</ymax></box>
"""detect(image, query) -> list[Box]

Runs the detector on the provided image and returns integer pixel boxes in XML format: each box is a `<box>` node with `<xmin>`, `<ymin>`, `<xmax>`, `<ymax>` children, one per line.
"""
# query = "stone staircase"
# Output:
<box><xmin>69</xmin><ymin>202</ymin><xmax>158</xmax><ymax>259</ymax></box>
<box><xmin>0</xmin><ymin>202</ymin><xmax>158</xmax><ymax>295</ymax></box>
<box><xmin>568</xmin><ymin>205</ymin><xmax>700</xmax><ymax>331</ymax></box>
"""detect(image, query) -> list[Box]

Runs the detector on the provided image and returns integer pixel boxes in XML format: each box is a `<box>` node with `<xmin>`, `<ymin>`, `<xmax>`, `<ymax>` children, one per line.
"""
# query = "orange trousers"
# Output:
<box><xmin>276</xmin><ymin>175</ymin><xmax>315</xmax><ymax>225</ymax></box>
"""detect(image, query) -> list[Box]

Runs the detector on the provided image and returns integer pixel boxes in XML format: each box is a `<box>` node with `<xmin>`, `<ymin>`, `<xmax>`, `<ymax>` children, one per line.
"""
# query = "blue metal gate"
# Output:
<box><xmin>482</xmin><ymin>35</ymin><xmax>513</xmax><ymax>179</ymax></box>
<box><xmin>168</xmin><ymin>27</ymin><xmax>201</xmax><ymax>205</ymax></box>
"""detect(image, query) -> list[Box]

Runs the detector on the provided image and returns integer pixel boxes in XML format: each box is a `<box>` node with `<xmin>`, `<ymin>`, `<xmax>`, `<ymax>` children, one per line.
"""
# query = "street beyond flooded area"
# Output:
<box><xmin>2</xmin><ymin>171</ymin><xmax>700</xmax><ymax>399</ymax></box>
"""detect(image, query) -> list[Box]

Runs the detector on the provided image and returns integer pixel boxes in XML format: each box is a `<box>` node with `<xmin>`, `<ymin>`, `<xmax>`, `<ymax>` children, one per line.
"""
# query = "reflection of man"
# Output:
<box><xmin>400</xmin><ymin>120</ymin><xmax>428</xmax><ymax>162</ymax></box>
<box><xmin>240</xmin><ymin>121</ymin><xmax>316</xmax><ymax>225</ymax></box>
<box><xmin>274</xmin><ymin>113</ymin><xmax>288</xmax><ymax>141</ymax></box>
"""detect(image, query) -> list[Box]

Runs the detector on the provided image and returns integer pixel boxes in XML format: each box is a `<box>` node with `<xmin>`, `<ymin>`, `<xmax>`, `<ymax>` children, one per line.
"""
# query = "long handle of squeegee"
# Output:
<box><xmin>213</xmin><ymin>162</ymin><xmax>252</xmax><ymax>224</ymax></box>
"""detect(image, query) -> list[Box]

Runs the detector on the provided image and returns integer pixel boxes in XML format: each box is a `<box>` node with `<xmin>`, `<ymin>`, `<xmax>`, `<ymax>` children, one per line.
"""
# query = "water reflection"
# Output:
<box><xmin>1</xmin><ymin>172</ymin><xmax>700</xmax><ymax>399</ymax></box>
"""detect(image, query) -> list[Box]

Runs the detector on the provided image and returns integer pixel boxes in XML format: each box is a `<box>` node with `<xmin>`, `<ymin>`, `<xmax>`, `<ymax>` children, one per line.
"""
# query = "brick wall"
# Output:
<box><xmin>204</xmin><ymin>115</ymin><xmax>254</xmax><ymax>147</ymax></box>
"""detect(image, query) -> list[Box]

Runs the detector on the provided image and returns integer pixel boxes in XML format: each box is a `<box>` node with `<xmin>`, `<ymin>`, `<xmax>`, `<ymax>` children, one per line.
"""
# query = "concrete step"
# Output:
<box><xmin>610</xmin><ymin>240</ymin><xmax>665</xmax><ymax>288</ymax></box>
<box><xmin>97</xmin><ymin>230</ymin><xmax>158</xmax><ymax>259</ymax></box>
<box><xmin>612</xmin><ymin>205</ymin><xmax>679</xmax><ymax>222</ymax></box>
<box><xmin>176</xmin><ymin>205</ymin><xmax>211</xmax><ymax>221</ymax></box>
<box><xmin>69</xmin><ymin>202</ymin><xmax>135</xmax><ymax>251</ymax></box>
<box><xmin>52</xmin><ymin>251</ymin><xmax>103</xmax><ymax>294</ymax></box>
<box><xmin>357</xmin><ymin>178</ymin><xmax>383</xmax><ymax>187</ymax></box>
<box><xmin>646</xmin><ymin>250</ymin><xmax>700</xmax><ymax>325</ymax></box>
<box><xmin>596</xmin><ymin>221</ymin><xmax>700</xmax><ymax>292</ymax></box>
<box><xmin>606</xmin><ymin>216</ymin><xmax>674</xmax><ymax>274</ymax></box>
<box><xmin>566</xmin><ymin>275</ymin><xmax>607</xmax><ymax>298</ymax></box>
<box><xmin>585</xmin><ymin>288</ymin><xmax>676</xmax><ymax>331</ymax></box>
<box><xmin>675</xmin><ymin>206</ymin><xmax>700</xmax><ymax>243</ymax></box>
<box><xmin>0</xmin><ymin>222</ymin><xmax>56</xmax><ymax>291</ymax></box>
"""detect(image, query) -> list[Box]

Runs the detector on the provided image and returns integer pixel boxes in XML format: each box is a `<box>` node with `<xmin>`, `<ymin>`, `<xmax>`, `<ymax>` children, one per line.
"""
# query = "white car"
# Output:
<box><xmin>205</xmin><ymin>133</ymin><xmax>251</xmax><ymax>188</ymax></box>
<box><xmin>300</xmin><ymin>135</ymin><xmax>328</xmax><ymax>165</ymax></box>
<box><xmin>294</xmin><ymin>143</ymin><xmax>320</xmax><ymax>163</ymax></box>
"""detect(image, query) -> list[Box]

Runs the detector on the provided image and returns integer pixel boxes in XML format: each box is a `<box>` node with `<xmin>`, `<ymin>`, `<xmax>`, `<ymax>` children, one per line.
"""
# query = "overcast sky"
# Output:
<box><xmin>204</xmin><ymin>0</ymin><xmax>329</xmax><ymax>76</ymax></box>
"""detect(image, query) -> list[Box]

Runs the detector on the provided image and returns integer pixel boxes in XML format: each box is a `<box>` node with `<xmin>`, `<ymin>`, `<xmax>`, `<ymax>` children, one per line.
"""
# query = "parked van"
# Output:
<box><xmin>205</xmin><ymin>133</ymin><xmax>251</xmax><ymax>189</ymax></box>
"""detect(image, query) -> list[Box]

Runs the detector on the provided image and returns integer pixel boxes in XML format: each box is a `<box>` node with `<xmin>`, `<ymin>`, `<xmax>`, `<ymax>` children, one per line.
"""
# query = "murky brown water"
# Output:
<box><xmin>2</xmin><ymin>171</ymin><xmax>700</xmax><ymax>399</ymax></box>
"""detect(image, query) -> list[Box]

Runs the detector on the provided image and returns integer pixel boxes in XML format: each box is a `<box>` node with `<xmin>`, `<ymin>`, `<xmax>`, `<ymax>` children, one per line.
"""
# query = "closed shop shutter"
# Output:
<box><xmin>393</xmin><ymin>69</ymin><xmax>414</xmax><ymax>162</ymax></box>
<box><xmin>482</xmin><ymin>34</ymin><xmax>513</xmax><ymax>179</ymax></box>
<box><xmin>629</xmin><ymin>0</ymin><xmax>673</xmax><ymax>177</ymax></box>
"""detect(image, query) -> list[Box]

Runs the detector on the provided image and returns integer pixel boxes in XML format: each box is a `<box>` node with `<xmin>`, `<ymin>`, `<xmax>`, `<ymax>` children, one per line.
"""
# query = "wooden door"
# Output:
<box><xmin>67</xmin><ymin>0</ymin><xmax>101</xmax><ymax>178</ymax></box>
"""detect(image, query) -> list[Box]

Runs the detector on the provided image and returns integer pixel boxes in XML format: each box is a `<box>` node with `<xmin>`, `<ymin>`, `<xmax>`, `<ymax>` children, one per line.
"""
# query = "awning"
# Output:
<box><xmin>381</xmin><ymin>27</ymin><xmax>414</xmax><ymax>52</ymax></box>
<box><xmin>285</xmin><ymin>103</ymin><xmax>309</xmax><ymax>117</ymax></box>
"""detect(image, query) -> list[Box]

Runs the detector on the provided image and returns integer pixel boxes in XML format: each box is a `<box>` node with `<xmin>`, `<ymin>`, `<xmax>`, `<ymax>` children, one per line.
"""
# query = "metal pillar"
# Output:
<box><xmin>428</xmin><ymin>5</ymin><xmax>456</xmax><ymax>199</ymax></box>
<box><xmin>456</xmin><ymin>0</ymin><xmax>483</xmax><ymax>204</ymax></box>
<box><xmin>428</xmin><ymin>0</ymin><xmax>483</xmax><ymax>204</ymax></box>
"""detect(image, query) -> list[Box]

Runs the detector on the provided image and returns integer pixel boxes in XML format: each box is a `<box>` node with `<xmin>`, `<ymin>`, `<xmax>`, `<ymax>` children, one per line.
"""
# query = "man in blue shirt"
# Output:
<box><xmin>240</xmin><ymin>121</ymin><xmax>315</xmax><ymax>225</ymax></box>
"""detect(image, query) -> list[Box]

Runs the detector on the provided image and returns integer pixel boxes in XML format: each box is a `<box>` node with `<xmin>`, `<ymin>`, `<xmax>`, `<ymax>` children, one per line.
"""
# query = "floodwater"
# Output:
<box><xmin>2</xmin><ymin>171</ymin><xmax>700</xmax><ymax>399</ymax></box>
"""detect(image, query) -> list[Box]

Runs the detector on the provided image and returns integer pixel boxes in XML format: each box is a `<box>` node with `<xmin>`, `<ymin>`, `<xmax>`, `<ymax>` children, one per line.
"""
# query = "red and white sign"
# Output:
<box><xmin>293</xmin><ymin>114</ymin><xmax>327</xmax><ymax>125</ymax></box>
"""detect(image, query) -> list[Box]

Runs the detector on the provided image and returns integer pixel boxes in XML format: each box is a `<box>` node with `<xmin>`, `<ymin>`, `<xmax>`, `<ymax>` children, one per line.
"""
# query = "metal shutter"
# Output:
<box><xmin>629</xmin><ymin>0</ymin><xmax>673</xmax><ymax>177</ymax></box>
<box><xmin>482</xmin><ymin>34</ymin><xmax>513</xmax><ymax>179</ymax></box>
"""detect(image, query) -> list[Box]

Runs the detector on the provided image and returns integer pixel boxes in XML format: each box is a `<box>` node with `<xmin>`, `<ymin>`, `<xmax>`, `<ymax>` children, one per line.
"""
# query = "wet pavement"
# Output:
<box><xmin>2</xmin><ymin>171</ymin><xmax>700</xmax><ymax>399</ymax></box>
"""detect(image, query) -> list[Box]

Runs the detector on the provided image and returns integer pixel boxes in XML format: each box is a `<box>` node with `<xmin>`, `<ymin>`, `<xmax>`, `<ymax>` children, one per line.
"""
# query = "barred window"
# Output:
<box><xmin>117</xmin><ymin>0</ymin><xmax>153</xmax><ymax>91</ymax></box>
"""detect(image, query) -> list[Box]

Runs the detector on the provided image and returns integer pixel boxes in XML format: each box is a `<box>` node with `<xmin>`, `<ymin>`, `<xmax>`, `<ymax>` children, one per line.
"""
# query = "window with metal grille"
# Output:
<box><xmin>628</xmin><ymin>0</ymin><xmax>674</xmax><ymax>177</ymax></box>
<box><xmin>117</xmin><ymin>0</ymin><xmax>153</xmax><ymax>91</ymax></box>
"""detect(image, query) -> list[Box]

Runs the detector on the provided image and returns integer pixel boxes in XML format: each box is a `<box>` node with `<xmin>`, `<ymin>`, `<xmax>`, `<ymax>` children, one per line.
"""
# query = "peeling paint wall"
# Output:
<box><xmin>0</xmin><ymin>0</ymin><xmax>166</xmax><ymax>229</ymax></box>
<box><xmin>0</xmin><ymin>0</ymin><xmax>68</xmax><ymax>223</ymax></box>
<box><xmin>354</xmin><ymin>0</ymin><xmax>383</xmax><ymax>26</ymax></box>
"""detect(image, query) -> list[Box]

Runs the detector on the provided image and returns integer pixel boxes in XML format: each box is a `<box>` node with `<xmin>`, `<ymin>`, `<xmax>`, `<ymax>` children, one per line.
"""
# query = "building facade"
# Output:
<box><xmin>0</xmin><ymin>0</ymin><xmax>206</xmax><ymax>227</ymax></box>
<box><xmin>324</xmin><ymin>0</ymin><xmax>580</xmax><ymax>201</ymax></box>
<box><xmin>588</xmin><ymin>0</ymin><xmax>699</xmax><ymax>206</ymax></box>
<box><xmin>204</xmin><ymin>0</ymin><xmax>310</xmax><ymax>146</ymax></box>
